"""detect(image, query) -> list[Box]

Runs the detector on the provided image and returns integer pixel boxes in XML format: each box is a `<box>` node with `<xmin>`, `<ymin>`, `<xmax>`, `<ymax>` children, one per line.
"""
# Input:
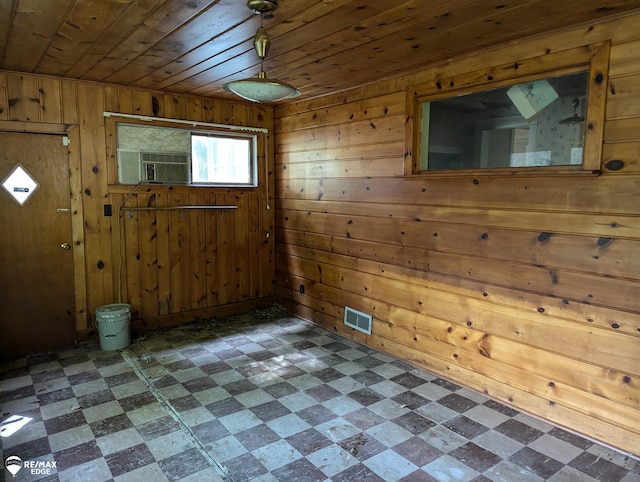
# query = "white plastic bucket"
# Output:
<box><xmin>96</xmin><ymin>303</ymin><xmax>131</xmax><ymax>351</ymax></box>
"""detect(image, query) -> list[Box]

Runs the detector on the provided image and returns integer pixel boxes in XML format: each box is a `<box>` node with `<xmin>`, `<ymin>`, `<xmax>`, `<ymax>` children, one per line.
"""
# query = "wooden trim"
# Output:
<box><xmin>0</xmin><ymin>120</ymin><xmax>71</xmax><ymax>134</ymax></box>
<box><xmin>67</xmin><ymin>126</ymin><xmax>89</xmax><ymax>331</ymax></box>
<box><xmin>107</xmin><ymin>184</ymin><xmax>263</xmax><ymax>195</ymax></box>
<box><xmin>410</xmin><ymin>46</ymin><xmax>597</xmax><ymax>100</ymax></box>
<box><xmin>103</xmin><ymin>112</ymin><xmax>269</xmax><ymax>133</ymax></box>
<box><xmin>404</xmin><ymin>42</ymin><xmax>610</xmax><ymax>176</ymax></box>
<box><xmin>583</xmin><ymin>41</ymin><xmax>611</xmax><ymax>171</ymax></box>
<box><xmin>105</xmin><ymin>115</ymin><xmax>118</xmax><ymax>185</ymax></box>
<box><xmin>403</xmin><ymin>88</ymin><xmax>416</xmax><ymax>176</ymax></box>
<box><xmin>398</xmin><ymin>166</ymin><xmax>597</xmax><ymax>179</ymax></box>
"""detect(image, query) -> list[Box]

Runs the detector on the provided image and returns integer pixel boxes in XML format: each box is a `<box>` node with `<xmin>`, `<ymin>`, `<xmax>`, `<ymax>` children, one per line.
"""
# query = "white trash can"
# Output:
<box><xmin>96</xmin><ymin>304</ymin><xmax>131</xmax><ymax>351</ymax></box>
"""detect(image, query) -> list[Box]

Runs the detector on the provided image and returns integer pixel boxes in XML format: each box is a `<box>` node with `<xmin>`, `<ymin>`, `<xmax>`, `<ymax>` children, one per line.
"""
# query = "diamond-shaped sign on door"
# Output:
<box><xmin>2</xmin><ymin>163</ymin><xmax>39</xmax><ymax>206</ymax></box>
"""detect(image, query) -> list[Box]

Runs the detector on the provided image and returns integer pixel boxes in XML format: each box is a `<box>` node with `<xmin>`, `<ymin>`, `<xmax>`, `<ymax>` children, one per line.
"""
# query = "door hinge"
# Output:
<box><xmin>62</xmin><ymin>136</ymin><xmax>70</xmax><ymax>146</ymax></box>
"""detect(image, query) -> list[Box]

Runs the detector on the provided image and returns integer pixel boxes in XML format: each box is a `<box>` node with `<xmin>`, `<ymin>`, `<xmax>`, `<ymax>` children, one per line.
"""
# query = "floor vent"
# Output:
<box><xmin>344</xmin><ymin>306</ymin><xmax>372</xmax><ymax>335</ymax></box>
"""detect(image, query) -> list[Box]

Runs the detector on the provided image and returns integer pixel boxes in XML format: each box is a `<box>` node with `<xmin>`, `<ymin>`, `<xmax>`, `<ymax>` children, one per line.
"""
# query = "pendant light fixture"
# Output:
<box><xmin>559</xmin><ymin>97</ymin><xmax>585</xmax><ymax>124</ymax></box>
<box><xmin>223</xmin><ymin>0</ymin><xmax>300</xmax><ymax>103</ymax></box>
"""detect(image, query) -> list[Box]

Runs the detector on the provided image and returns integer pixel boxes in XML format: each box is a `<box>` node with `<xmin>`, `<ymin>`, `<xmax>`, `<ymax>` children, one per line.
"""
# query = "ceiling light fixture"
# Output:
<box><xmin>223</xmin><ymin>0</ymin><xmax>300</xmax><ymax>103</ymax></box>
<box><xmin>559</xmin><ymin>97</ymin><xmax>585</xmax><ymax>124</ymax></box>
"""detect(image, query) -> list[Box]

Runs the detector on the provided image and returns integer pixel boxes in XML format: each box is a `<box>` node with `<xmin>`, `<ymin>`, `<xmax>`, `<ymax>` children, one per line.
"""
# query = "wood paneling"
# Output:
<box><xmin>0</xmin><ymin>71</ymin><xmax>275</xmax><ymax>337</ymax></box>
<box><xmin>1</xmin><ymin>1</ymin><xmax>639</xmax><ymax>101</ymax></box>
<box><xmin>112</xmin><ymin>191</ymin><xmax>268</xmax><ymax>321</ymax></box>
<box><xmin>274</xmin><ymin>12</ymin><xmax>640</xmax><ymax>456</ymax></box>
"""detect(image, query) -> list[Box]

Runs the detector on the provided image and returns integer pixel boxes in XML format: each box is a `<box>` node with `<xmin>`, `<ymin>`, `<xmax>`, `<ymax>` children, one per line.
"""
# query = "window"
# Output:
<box><xmin>116</xmin><ymin>123</ymin><xmax>258</xmax><ymax>187</ymax></box>
<box><xmin>191</xmin><ymin>134</ymin><xmax>254</xmax><ymax>185</ymax></box>
<box><xmin>406</xmin><ymin>42</ymin><xmax>610</xmax><ymax>175</ymax></box>
<box><xmin>419</xmin><ymin>71</ymin><xmax>588</xmax><ymax>171</ymax></box>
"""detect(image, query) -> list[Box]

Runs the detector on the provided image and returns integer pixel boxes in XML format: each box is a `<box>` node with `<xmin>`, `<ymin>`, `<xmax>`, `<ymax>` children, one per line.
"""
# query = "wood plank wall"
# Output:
<box><xmin>0</xmin><ymin>74</ymin><xmax>276</xmax><ymax>336</ymax></box>
<box><xmin>274</xmin><ymin>13</ymin><xmax>640</xmax><ymax>456</ymax></box>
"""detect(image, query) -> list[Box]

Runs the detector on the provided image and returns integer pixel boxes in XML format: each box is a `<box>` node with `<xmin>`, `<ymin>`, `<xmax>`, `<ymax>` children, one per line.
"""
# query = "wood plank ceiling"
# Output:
<box><xmin>1</xmin><ymin>0</ymin><xmax>639</xmax><ymax>102</ymax></box>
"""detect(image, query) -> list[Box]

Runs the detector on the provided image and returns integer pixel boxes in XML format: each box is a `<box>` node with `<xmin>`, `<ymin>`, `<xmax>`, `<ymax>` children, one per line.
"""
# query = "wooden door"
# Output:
<box><xmin>0</xmin><ymin>132</ymin><xmax>75</xmax><ymax>359</ymax></box>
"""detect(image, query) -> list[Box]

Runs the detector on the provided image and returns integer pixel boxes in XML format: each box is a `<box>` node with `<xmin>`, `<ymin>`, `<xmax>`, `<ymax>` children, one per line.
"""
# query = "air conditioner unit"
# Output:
<box><xmin>117</xmin><ymin>149</ymin><xmax>142</xmax><ymax>184</ymax></box>
<box><xmin>117</xmin><ymin>149</ymin><xmax>190</xmax><ymax>185</ymax></box>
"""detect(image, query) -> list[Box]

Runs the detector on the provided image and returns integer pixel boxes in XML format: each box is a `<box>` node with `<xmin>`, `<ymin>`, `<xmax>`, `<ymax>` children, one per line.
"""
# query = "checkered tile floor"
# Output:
<box><xmin>1</xmin><ymin>307</ymin><xmax>639</xmax><ymax>481</ymax></box>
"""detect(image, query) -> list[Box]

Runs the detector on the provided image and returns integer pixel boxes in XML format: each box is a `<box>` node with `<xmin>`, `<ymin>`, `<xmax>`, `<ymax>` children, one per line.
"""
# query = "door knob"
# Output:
<box><xmin>60</xmin><ymin>243</ymin><xmax>71</xmax><ymax>250</ymax></box>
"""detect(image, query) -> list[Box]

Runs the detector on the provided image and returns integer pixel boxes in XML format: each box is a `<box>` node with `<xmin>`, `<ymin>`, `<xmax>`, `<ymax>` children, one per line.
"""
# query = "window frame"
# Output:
<box><xmin>106</xmin><ymin>116</ymin><xmax>265</xmax><ymax>190</ymax></box>
<box><xmin>404</xmin><ymin>42</ymin><xmax>610</xmax><ymax>177</ymax></box>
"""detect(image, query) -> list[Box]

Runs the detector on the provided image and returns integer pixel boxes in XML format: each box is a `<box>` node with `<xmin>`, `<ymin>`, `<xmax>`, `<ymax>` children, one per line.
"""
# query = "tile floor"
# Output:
<box><xmin>1</xmin><ymin>307</ymin><xmax>638</xmax><ymax>482</ymax></box>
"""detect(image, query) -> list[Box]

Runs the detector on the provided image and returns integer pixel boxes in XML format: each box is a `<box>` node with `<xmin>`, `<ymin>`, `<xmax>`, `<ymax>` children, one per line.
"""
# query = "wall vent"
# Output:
<box><xmin>344</xmin><ymin>306</ymin><xmax>372</xmax><ymax>335</ymax></box>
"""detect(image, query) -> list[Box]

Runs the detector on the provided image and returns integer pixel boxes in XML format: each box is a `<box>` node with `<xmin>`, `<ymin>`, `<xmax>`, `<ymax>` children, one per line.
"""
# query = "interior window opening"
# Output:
<box><xmin>116</xmin><ymin>123</ymin><xmax>258</xmax><ymax>187</ymax></box>
<box><xmin>418</xmin><ymin>70</ymin><xmax>589</xmax><ymax>171</ymax></box>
